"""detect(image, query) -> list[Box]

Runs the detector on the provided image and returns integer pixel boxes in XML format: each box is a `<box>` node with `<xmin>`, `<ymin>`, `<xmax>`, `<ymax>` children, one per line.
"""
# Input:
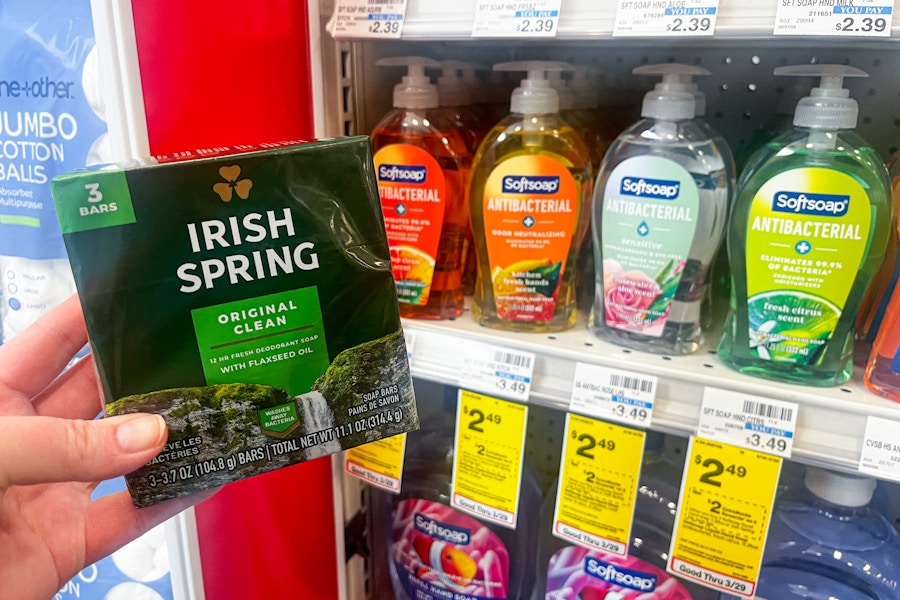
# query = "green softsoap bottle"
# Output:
<box><xmin>718</xmin><ymin>65</ymin><xmax>892</xmax><ymax>386</ymax></box>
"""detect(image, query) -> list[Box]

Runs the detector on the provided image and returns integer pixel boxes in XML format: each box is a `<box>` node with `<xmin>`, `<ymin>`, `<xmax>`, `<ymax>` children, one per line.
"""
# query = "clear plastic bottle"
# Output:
<box><xmin>370</xmin><ymin>56</ymin><xmax>473</xmax><ymax>320</ymax></box>
<box><xmin>469</xmin><ymin>61</ymin><xmax>592</xmax><ymax>332</ymax></box>
<box><xmin>589</xmin><ymin>64</ymin><xmax>729</xmax><ymax>354</ymax></box>
<box><xmin>720</xmin><ymin>466</ymin><xmax>900</xmax><ymax>600</ymax></box>
<box><xmin>718</xmin><ymin>65</ymin><xmax>892</xmax><ymax>386</ymax></box>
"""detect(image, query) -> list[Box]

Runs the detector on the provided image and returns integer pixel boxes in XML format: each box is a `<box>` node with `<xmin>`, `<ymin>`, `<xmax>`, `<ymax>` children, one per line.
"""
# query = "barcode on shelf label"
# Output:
<box><xmin>460</xmin><ymin>341</ymin><xmax>535</xmax><ymax>402</ymax></box>
<box><xmin>610</xmin><ymin>373</ymin><xmax>654</xmax><ymax>394</ymax></box>
<box><xmin>699</xmin><ymin>388</ymin><xmax>798</xmax><ymax>458</ymax></box>
<box><xmin>331</xmin><ymin>0</ymin><xmax>408</xmax><ymax>39</ymax></box>
<box><xmin>742</xmin><ymin>400</ymin><xmax>793</xmax><ymax>423</ymax></box>
<box><xmin>570</xmin><ymin>362</ymin><xmax>657</xmax><ymax>427</ymax></box>
<box><xmin>494</xmin><ymin>350</ymin><xmax>533</xmax><ymax>369</ymax></box>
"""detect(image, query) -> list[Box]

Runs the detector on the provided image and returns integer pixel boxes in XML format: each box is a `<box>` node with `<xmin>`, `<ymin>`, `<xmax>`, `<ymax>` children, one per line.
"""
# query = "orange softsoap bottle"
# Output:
<box><xmin>863</xmin><ymin>218</ymin><xmax>900</xmax><ymax>402</ymax></box>
<box><xmin>468</xmin><ymin>61</ymin><xmax>592</xmax><ymax>332</ymax></box>
<box><xmin>371</xmin><ymin>56</ymin><xmax>473</xmax><ymax>319</ymax></box>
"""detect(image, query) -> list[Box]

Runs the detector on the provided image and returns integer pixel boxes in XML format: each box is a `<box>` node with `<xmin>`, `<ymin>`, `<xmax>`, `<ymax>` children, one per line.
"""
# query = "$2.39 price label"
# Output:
<box><xmin>774</xmin><ymin>0</ymin><xmax>894</xmax><ymax>36</ymax></box>
<box><xmin>552</xmin><ymin>414</ymin><xmax>645</xmax><ymax>556</ymax></box>
<box><xmin>613</xmin><ymin>0</ymin><xmax>720</xmax><ymax>37</ymax></box>
<box><xmin>472</xmin><ymin>0</ymin><xmax>562</xmax><ymax>37</ymax></box>
<box><xmin>451</xmin><ymin>390</ymin><xmax>528</xmax><ymax>529</ymax></box>
<box><xmin>331</xmin><ymin>0</ymin><xmax>408</xmax><ymax>39</ymax></box>
<box><xmin>668</xmin><ymin>437</ymin><xmax>782</xmax><ymax>597</ymax></box>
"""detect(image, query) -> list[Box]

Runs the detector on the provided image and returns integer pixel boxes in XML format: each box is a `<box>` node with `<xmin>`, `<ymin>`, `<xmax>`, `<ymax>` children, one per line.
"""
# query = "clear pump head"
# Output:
<box><xmin>429</xmin><ymin>59</ymin><xmax>473</xmax><ymax>107</ymax></box>
<box><xmin>376</xmin><ymin>56</ymin><xmax>440</xmax><ymax>110</ymax></box>
<box><xmin>459</xmin><ymin>62</ymin><xmax>486</xmax><ymax>103</ymax></box>
<box><xmin>546</xmin><ymin>62</ymin><xmax>576</xmax><ymax>111</ymax></box>
<box><xmin>493</xmin><ymin>60</ymin><xmax>565</xmax><ymax>115</ymax></box>
<box><xmin>774</xmin><ymin>64</ymin><xmax>867</xmax><ymax>130</ymax></box>
<box><xmin>633</xmin><ymin>63</ymin><xmax>709</xmax><ymax>120</ymax></box>
<box><xmin>804</xmin><ymin>466</ymin><xmax>876</xmax><ymax>507</ymax></box>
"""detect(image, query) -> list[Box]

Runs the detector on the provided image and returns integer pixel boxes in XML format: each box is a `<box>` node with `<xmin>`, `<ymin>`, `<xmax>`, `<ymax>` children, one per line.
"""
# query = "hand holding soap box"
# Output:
<box><xmin>51</xmin><ymin>137</ymin><xmax>418</xmax><ymax>507</ymax></box>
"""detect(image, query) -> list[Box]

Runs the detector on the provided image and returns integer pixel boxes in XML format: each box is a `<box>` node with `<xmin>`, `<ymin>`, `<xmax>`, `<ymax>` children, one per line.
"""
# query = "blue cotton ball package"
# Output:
<box><xmin>0</xmin><ymin>0</ymin><xmax>109</xmax><ymax>342</ymax></box>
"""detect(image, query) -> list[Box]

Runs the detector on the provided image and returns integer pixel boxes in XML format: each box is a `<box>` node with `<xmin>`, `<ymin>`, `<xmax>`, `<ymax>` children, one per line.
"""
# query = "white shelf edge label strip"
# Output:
<box><xmin>472</xmin><ymin>0</ymin><xmax>562</xmax><ymax>37</ymax></box>
<box><xmin>774</xmin><ymin>0</ymin><xmax>894</xmax><ymax>36</ymax></box>
<box><xmin>331</xmin><ymin>0</ymin><xmax>408</xmax><ymax>39</ymax></box>
<box><xmin>570</xmin><ymin>361</ymin><xmax>657</xmax><ymax>427</ymax></box>
<box><xmin>459</xmin><ymin>340</ymin><xmax>535</xmax><ymax>402</ymax></box>
<box><xmin>613</xmin><ymin>0</ymin><xmax>720</xmax><ymax>37</ymax></box>
<box><xmin>698</xmin><ymin>387</ymin><xmax>799</xmax><ymax>458</ymax></box>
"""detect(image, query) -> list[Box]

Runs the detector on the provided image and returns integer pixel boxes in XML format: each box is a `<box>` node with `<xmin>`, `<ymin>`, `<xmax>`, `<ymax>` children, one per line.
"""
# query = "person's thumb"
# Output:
<box><xmin>0</xmin><ymin>414</ymin><xmax>166</xmax><ymax>488</ymax></box>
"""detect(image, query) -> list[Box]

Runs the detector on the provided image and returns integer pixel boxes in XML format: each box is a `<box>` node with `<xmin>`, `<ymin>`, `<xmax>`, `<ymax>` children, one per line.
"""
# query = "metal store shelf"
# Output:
<box><xmin>404</xmin><ymin>306</ymin><xmax>900</xmax><ymax>473</ymax></box>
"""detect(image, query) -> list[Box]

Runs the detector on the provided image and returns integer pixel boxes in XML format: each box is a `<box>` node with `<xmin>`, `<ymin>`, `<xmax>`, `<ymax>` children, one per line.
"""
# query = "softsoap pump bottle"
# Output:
<box><xmin>718</xmin><ymin>65</ymin><xmax>891</xmax><ymax>386</ymax></box>
<box><xmin>370</xmin><ymin>56</ymin><xmax>472</xmax><ymax>320</ymax></box>
<box><xmin>430</xmin><ymin>59</ymin><xmax>486</xmax><ymax>155</ymax></box>
<box><xmin>468</xmin><ymin>61</ymin><xmax>592</xmax><ymax>332</ymax></box>
<box><xmin>589</xmin><ymin>63</ymin><xmax>729</xmax><ymax>354</ymax></box>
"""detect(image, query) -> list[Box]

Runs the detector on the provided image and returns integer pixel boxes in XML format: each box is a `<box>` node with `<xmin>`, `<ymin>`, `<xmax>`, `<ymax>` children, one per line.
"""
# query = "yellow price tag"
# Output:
<box><xmin>553</xmin><ymin>413</ymin><xmax>645</xmax><ymax>555</ymax></box>
<box><xmin>344</xmin><ymin>433</ymin><xmax>407</xmax><ymax>493</ymax></box>
<box><xmin>668</xmin><ymin>437</ymin><xmax>782</xmax><ymax>597</ymax></box>
<box><xmin>451</xmin><ymin>389</ymin><xmax>528</xmax><ymax>529</ymax></box>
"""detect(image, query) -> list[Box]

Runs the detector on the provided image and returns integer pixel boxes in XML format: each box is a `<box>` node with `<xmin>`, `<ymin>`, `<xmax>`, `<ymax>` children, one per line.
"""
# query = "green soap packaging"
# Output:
<box><xmin>51</xmin><ymin>137</ymin><xmax>418</xmax><ymax>507</ymax></box>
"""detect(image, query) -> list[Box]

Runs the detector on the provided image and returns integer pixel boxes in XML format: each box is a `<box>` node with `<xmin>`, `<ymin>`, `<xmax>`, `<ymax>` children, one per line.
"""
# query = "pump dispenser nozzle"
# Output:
<box><xmin>376</xmin><ymin>56</ymin><xmax>441</xmax><ymax>110</ymax></box>
<box><xmin>493</xmin><ymin>60</ymin><xmax>566</xmax><ymax>115</ymax></box>
<box><xmin>545</xmin><ymin>62</ymin><xmax>576</xmax><ymax>111</ymax></box>
<box><xmin>633</xmin><ymin>63</ymin><xmax>710</xmax><ymax>121</ymax></box>
<box><xmin>428</xmin><ymin>60</ymin><xmax>474</xmax><ymax>108</ymax></box>
<box><xmin>774</xmin><ymin>64</ymin><xmax>867</xmax><ymax>130</ymax></box>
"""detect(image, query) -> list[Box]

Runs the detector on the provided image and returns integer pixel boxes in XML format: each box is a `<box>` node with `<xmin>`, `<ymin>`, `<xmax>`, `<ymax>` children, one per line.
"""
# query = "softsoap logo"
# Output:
<box><xmin>414</xmin><ymin>513</ymin><xmax>471</xmax><ymax>545</ymax></box>
<box><xmin>213</xmin><ymin>165</ymin><xmax>253</xmax><ymax>202</ymax></box>
<box><xmin>773</xmin><ymin>191</ymin><xmax>850</xmax><ymax>217</ymax></box>
<box><xmin>378</xmin><ymin>164</ymin><xmax>427</xmax><ymax>184</ymax></box>
<box><xmin>584</xmin><ymin>557</ymin><xmax>657</xmax><ymax>592</ymax></box>
<box><xmin>502</xmin><ymin>175</ymin><xmax>560</xmax><ymax>194</ymax></box>
<box><xmin>620</xmin><ymin>177</ymin><xmax>680</xmax><ymax>200</ymax></box>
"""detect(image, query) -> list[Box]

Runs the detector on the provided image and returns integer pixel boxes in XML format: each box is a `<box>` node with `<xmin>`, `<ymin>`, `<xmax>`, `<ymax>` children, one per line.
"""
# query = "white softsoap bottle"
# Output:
<box><xmin>589</xmin><ymin>63</ymin><xmax>729</xmax><ymax>354</ymax></box>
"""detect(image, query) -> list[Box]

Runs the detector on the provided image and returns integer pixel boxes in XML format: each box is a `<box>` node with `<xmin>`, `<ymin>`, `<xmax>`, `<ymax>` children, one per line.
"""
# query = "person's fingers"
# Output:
<box><xmin>0</xmin><ymin>413</ymin><xmax>166</xmax><ymax>488</ymax></box>
<box><xmin>32</xmin><ymin>354</ymin><xmax>104</xmax><ymax>420</ymax></box>
<box><xmin>0</xmin><ymin>295</ymin><xmax>87</xmax><ymax>400</ymax></box>
<box><xmin>82</xmin><ymin>488</ymin><xmax>217</xmax><ymax>568</ymax></box>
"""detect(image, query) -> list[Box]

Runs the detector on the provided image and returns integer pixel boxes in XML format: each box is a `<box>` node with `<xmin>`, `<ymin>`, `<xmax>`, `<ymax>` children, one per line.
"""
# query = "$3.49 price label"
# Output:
<box><xmin>458</xmin><ymin>341</ymin><xmax>535</xmax><ymax>402</ymax></box>
<box><xmin>570</xmin><ymin>362</ymin><xmax>656</xmax><ymax>427</ymax></box>
<box><xmin>668</xmin><ymin>437</ymin><xmax>782</xmax><ymax>597</ymax></box>
<box><xmin>451</xmin><ymin>390</ymin><xmax>528</xmax><ymax>529</ymax></box>
<box><xmin>552</xmin><ymin>414</ymin><xmax>645</xmax><ymax>556</ymax></box>
<box><xmin>344</xmin><ymin>433</ymin><xmax>407</xmax><ymax>493</ymax></box>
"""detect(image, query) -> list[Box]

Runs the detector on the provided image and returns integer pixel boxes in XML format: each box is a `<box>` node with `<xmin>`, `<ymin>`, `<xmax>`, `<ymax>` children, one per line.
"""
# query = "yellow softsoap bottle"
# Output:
<box><xmin>468</xmin><ymin>61</ymin><xmax>592</xmax><ymax>332</ymax></box>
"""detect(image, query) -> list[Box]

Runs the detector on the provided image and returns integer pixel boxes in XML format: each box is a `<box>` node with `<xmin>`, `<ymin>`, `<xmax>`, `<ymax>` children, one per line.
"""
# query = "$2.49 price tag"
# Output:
<box><xmin>344</xmin><ymin>433</ymin><xmax>407</xmax><ymax>493</ymax></box>
<box><xmin>451</xmin><ymin>390</ymin><xmax>528</xmax><ymax>529</ymax></box>
<box><xmin>668</xmin><ymin>437</ymin><xmax>782</xmax><ymax>597</ymax></box>
<box><xmin>553</xmin><ymin>414</ymin><xmax>645</xmax><ymax>555</ymax></box>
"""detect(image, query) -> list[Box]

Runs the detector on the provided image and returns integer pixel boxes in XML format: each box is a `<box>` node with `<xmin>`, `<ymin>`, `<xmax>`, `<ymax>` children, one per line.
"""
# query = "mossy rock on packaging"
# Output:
<box><xmin>52</xmin><ymin>138</ymin><xmax>418</xmax><ymax>507</ymax></box>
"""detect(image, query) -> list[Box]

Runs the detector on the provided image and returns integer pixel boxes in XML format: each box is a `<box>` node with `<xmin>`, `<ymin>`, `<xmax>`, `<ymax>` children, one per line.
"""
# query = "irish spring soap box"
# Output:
<box><xmin>51</xmin><ymin>137</ymin><xmax>418</xmax><ymax>507</ymax></box>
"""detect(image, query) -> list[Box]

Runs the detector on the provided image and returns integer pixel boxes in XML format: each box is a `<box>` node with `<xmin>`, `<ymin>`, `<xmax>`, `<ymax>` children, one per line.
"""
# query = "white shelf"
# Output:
<box><xmin>333</xmin><ymin>0</ymin><xmax>900</xmax><ymax>40</ymax></box>
<box><xmin>404</xmin><ymin>306</ymin><xmax>900</xmax><ymax>473</ymax></box>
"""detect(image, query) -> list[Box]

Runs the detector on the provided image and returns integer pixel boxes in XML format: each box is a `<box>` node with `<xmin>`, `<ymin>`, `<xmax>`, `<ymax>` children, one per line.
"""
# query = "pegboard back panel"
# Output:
<box><xmin>348</xmin><ymin>41</ymin><xmax>900</xmax><ymax>162</ymax></box>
